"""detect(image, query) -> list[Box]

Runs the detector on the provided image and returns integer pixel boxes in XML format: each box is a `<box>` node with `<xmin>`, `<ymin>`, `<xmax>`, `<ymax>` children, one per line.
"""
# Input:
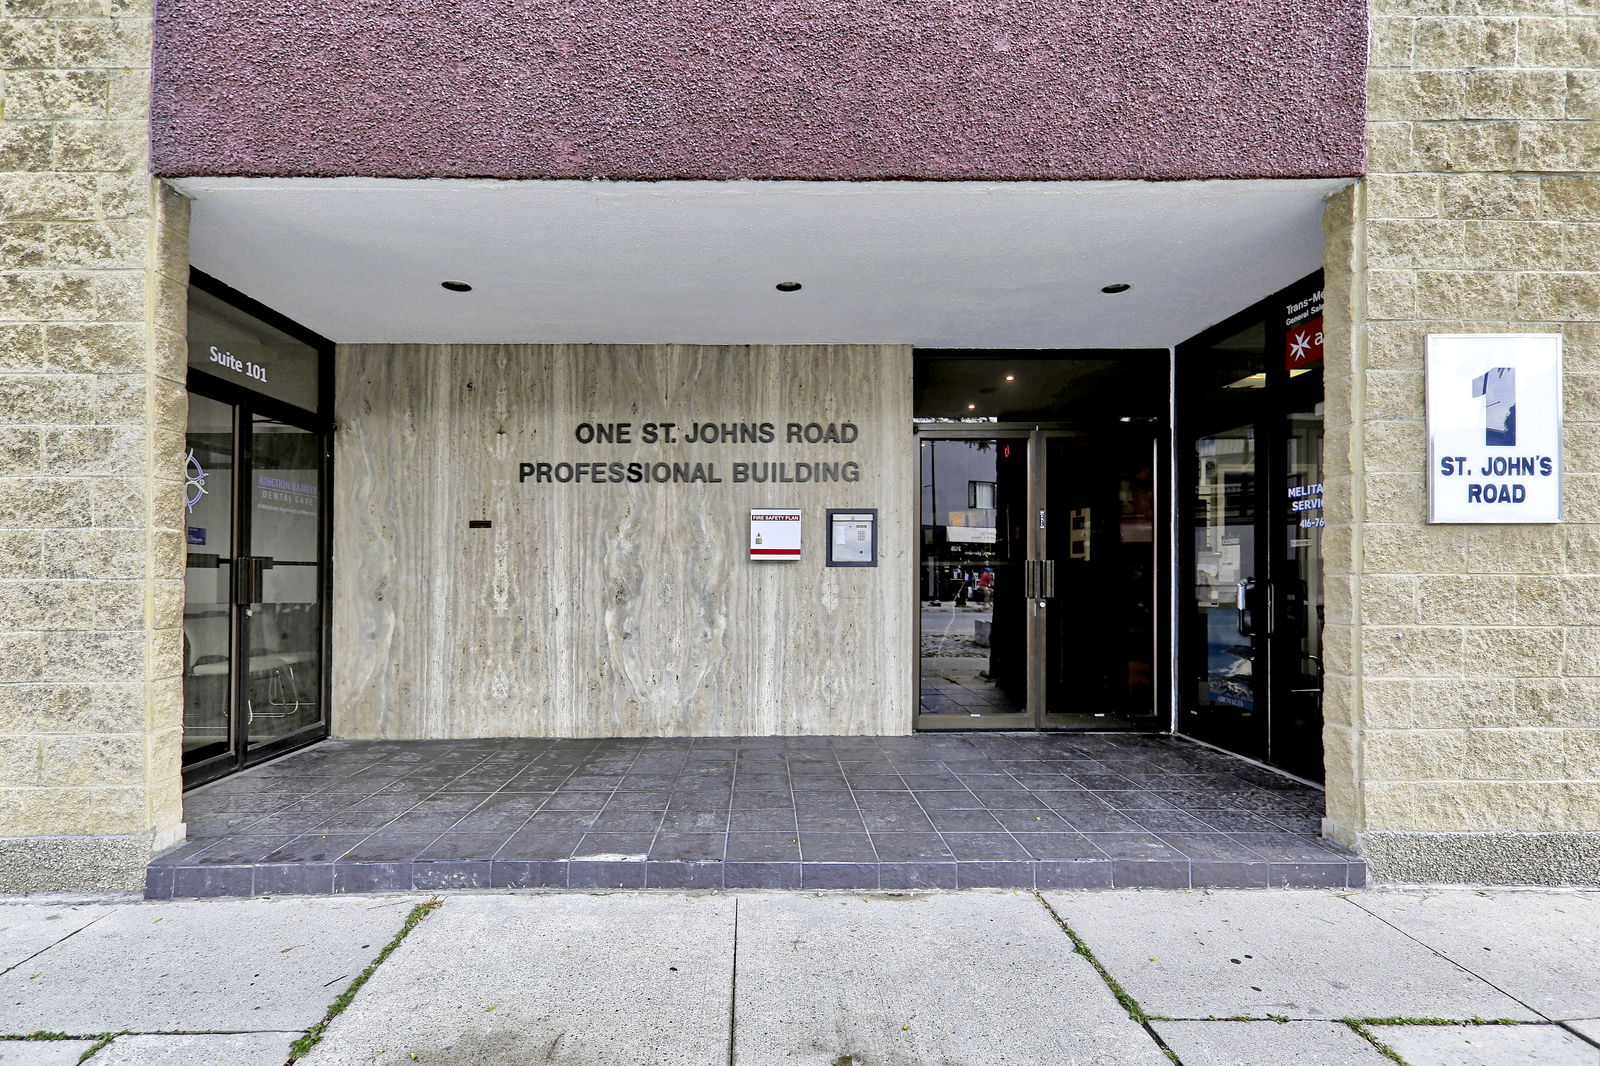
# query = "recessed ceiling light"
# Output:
<box><xmin>1004</xmin><ymin>374</ymin><xmax>1015</xmax><ymax>382</ymax></box>
<box><xmin>1101</xmin><ymin>283</ymin><xmax>1131</xmax><ymax>294</ymax></box>
<box><xmin>441</xmin><ymin>281</ymin><xmax>473</xmax><ymax>292</ymax></box>
<box><xmin>967</xmin><ymin>403</ymin><xmax>976</xmax><ymax>410</ymax></box>
<box><xmin>775</xmin><ymin>281</ymin><xmax>802</xmax><ymax>292</ymax></box>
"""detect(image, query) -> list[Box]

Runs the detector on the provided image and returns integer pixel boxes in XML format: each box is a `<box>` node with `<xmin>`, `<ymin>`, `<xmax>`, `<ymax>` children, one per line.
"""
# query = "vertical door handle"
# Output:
<box><xmin>235</xmin><ymin>556</ymin><xmax>271</xmax><ymax>604</ymax></box>
<box><xmin>1024</xmin><ymin>560</ymin><xmax>1055</xmax><ymax>600</ymax></box>
<box><xmin>1236</xmin><ymin>578</ymin><xmax>1256</xmax><ymax>637</ymax></box>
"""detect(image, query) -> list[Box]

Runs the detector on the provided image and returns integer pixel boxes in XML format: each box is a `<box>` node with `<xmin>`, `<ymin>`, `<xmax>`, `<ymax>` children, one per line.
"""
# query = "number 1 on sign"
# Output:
<box><xmin>1473</xmin><ymin>367</ymin><xmax>1516</xmax><ymax>447</ymax></box>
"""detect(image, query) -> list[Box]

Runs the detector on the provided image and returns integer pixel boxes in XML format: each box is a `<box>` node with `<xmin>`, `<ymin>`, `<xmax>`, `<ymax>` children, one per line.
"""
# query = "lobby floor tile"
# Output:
<box><xmin>152</xmin><ymin>733</ymin><xmax>1362</xmax><ymax>897</ymax></box>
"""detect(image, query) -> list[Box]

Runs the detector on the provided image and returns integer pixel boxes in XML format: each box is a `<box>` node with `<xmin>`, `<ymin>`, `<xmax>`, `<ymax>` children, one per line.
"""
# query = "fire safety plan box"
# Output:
<box><xmin>1426</xmin><ymin>333</ymin><xmax>1563</xmax><ymax>524</ymax></box>
<box><xmin>750</xmin><ymin>508</ymin><xmax>802</xmax><ymax>560</ymax></box>
<box><xmin>827</xmin><ymin>509</ymin><xmax>877</xmax><ymax>566</ymax></box>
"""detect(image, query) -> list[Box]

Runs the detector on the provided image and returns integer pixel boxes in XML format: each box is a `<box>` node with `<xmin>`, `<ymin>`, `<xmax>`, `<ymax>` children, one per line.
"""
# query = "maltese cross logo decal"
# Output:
<box><xmin>1285</xmin><ymin>315</ymin><xmax>1324</xmax><ymax>370</ymax></box>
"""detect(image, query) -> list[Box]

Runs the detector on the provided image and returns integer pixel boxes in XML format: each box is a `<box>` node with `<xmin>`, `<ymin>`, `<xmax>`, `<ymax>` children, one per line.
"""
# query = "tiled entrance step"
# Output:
<box><xmin>147</xmin><ymin>733</ymin><xmax>1365</xmax><ymax>898</ymax></box>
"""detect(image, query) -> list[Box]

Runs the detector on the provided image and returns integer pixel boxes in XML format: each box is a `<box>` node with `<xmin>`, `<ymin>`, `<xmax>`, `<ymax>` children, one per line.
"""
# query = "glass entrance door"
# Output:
<box><xmin>1039</xmin><ymin>428</ymin><xmax>1159</xmax><ymax>729</ymax></box>
<box><xmin>183</xmin><ymin>390</ymin><xmax>329</xmax><ymax>785</ymax></box>
<box><xmin>917</xmin><ymin>427</ymin><xmax>1161</xmax><ymax>730</ymax></box>
<box><xmin>1271</xmin><ymin>370</ymin><xmax>1326</xmax><ymax>779</ymax></box>
<box><xmin>1178</xmin><ymin>271</ymin><xmax>1326</xmax><ymax>780</ymax></box>
<box><xmin>242</xmin><ymin>414</ymin><xmax>325</xmax><ymax>749</ymax></box>
<box><xmin>1186</xmin><ymin>408</ymin><xmax>1269</xmax><ymax>760</ymax></box>
<box><xmin>183</xmin><ymin>270</ymin><xmax>331</xmax><ymax>787</ymax></box>
<box><xmin>182</xmin><ymin>395</ymin><xmax>236</xmax><ymax>766</ymax></box>
<box><xmin>917</xmin><ymin>436</ymin><xmax>1031</xmax><ymax>723</ymax></box>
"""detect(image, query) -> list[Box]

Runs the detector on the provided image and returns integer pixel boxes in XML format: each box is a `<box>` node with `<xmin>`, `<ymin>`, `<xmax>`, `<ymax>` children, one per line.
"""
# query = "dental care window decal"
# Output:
<box><xmin>185</xmin><ymin>448</ymin><xmax>209</xmax><ymax>513</ymax></box>
<box><xmin>1427</xmin><ymin>334</ymin><xmax>1563</xmax><ymax>524</ymax></box>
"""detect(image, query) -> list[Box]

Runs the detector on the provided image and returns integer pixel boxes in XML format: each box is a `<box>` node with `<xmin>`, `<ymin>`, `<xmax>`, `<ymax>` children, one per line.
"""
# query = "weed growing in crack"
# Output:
<box><xmin>77</xmin><ymin>1033</ymin><xmax>117</xmax><ymax>1064</ymax></box>
<box><xmin>286</xmin><ymin>898</ymin><xmax>443</xmax><ymax>1063</ymax></box>
<box><xmin>1344</xmin><ymin>1020</ymin><xmax>1409</xmax><ymax>1065</ymax></box>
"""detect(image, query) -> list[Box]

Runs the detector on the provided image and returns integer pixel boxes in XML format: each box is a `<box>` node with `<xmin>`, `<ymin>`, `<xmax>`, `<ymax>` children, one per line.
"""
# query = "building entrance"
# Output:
<box><xmin>912</xmin><ymin>280</ymin><xmax>1326</xmax><ymax>768</ymax></box>
<box><xmin>913</xmin><ymin>351</ymin><xmax>1170</xmax><ymax>732</ymax></box>
<box><xmin>1178</xmin><ymin>274</ymin><xmax>1327</xmax><ymax>781</ymax></box>
<box><xmin>916</xmin><ymin>427</ymin><xmax>1162</xmax><ymax>730</ymax></box>
<box><xmin>182</xmin><ymin>274</ymin><xmax>332</xmax><ymax>787</ymax></box>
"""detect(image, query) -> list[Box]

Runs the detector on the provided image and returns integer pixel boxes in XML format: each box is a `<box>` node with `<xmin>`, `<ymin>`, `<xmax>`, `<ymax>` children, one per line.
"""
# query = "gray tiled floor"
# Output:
<box><xmin>148</xmin><ymin>733</ymin><xmax>1363</xmax><ymax>898</ymax></box>
<box><xmin>918</xmin><ymin>684</ymin><xmax>1022</xmax><ymax>714</ymax></box>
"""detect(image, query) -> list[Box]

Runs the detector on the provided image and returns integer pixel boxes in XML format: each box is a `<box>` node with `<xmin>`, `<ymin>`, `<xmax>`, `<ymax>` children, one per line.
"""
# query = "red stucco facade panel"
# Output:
<box><xmin>151</xmin><ymin>0</ymin><xmax>1366</xmax><ymax>181</ymax></box>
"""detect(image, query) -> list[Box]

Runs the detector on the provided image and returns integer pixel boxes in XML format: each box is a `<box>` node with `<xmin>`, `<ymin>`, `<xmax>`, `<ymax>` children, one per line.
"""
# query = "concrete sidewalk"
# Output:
<box><xmin>1</xmin><ymin>888</ymin><xmax>1596</xmax><ymax>1065</ymax></box>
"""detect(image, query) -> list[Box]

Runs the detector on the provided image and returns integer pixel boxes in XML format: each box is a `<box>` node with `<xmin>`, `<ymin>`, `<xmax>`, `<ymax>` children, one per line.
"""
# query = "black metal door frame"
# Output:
<box><xmin>182</xmin><ymin>271</ymin><xmax>335</xmax><ymax>789</ymax></box>
<box><xmin>1175</xmin><ymin>271</ymin><xmax>1326</xmax><ymax>778</ymax></box>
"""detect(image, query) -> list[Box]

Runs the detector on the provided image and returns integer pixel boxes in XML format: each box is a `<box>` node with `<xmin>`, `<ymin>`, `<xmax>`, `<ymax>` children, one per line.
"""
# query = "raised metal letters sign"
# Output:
<box><xmin>518</xmin><ymin>421</ymin><xmax>864</xmax><ymax>487</ymax></box>
<box><xmin>1427</xmin><ymin>334</ymin><xmax>1563</xmax><ymax>524</ymax></box>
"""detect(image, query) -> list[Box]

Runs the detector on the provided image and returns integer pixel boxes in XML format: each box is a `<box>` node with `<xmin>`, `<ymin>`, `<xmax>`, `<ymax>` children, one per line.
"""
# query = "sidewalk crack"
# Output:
<box><xmin>284</xmin><ymin>896</ymin><xmax>443</xmax><ymax>1064</ymax></box>
<box><xmin>0</xmin><ymin>907</ymin><xmax>118</xmax><ymax>979</ymax></box>
<box><xmin>1344</xmin><ymin>1019</ymin><xmax>1412</xmax><ymax>1065</ymax></box>
<box><xmin>727</xmin><ymin>896</ymin><xmax>739</xmax><ymax>1066</ymax></box>
<box><xmin>1342</xmin><ymin>894</ymin><xmax>1547</xmax><ymax>1022</ymax></box>
<box><xmin>1034</xmin><ymin>893</ymin><xmax>1185</xmax><ymax>1064</ymax></box>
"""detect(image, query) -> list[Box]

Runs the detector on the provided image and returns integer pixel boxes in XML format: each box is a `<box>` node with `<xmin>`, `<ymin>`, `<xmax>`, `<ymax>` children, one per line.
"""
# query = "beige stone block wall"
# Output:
<box><xmin>1324</xmin><ymin>0</ymin><xmax>1600</xmax><ymax>883</ymax></box>
<box><xmin>0</xmin><ymin>0</ymin><xmax>188</xmax><ymax>893</ymax></box>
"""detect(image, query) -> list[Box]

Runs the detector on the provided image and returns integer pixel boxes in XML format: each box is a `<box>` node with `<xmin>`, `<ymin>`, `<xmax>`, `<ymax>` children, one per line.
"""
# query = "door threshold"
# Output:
<box><xmin>1171</xmin><ymin>731</ymin><xmax>1325</xmax><ymax>790</ymax></box>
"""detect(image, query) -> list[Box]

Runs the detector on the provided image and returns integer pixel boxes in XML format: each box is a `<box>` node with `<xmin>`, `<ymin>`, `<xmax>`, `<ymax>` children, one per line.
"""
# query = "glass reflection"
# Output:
<box><xmin>245</xmin><ymin>416</ymin><xmax>323</xmax><ymax>747</ymax></box>
<box><xmin>918</xmin><ymin>438</ymin><xmax>1028</xmax><ymax>718</ymax></box>
<box><xmin>182</xmin><ymin>394</ymin><xmax>234</xmax><ymax>764</ymax></box>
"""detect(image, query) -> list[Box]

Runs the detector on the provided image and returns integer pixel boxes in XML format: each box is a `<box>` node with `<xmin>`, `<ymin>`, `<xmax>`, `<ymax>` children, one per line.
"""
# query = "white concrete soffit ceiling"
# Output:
<box><xmin>173</xmin><ymin>177</ymin><xmax>1352</xmax><ymax>349</ymax></box>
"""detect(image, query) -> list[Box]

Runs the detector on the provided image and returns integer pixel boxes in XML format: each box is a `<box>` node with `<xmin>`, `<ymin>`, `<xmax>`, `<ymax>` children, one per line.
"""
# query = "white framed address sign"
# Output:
<box><xmin>1427</xmin><ymin>333</ymin><xmax>1563</xmax><ymax>524</ymax></box>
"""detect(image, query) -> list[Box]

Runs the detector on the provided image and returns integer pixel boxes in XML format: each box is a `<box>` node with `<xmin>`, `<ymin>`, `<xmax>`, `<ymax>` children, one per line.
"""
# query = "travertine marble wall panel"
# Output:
<box><xmin>333</xmin><ymin>344</ymin><xmax>913</xmax><ymax>738</ymax></box>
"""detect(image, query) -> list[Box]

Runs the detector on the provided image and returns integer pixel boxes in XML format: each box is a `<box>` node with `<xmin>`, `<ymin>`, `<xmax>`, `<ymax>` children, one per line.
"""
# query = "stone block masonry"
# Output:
<box><xmin>1322</xmin><ymin>0</ymin><xmax>1600</xmax><ymax>883</ymax></box>
<box><xmin>0</xmin><ymin>0</ymin><xmax>189</xmax><ymax>892</ymax></box>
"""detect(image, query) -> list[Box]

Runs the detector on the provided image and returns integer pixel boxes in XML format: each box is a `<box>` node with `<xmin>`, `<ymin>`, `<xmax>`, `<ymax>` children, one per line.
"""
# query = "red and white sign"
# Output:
<box><xmin>750</xmin><ymin>508</ymin><xmax>802</xmax><ymax>560</ymax></box>
<box><xmin>1286</xmin><ymin>315</ymin><xmax>1324</xmax><ymax>370</ymax></box>
<box><xmin>1284</xmin><ymin>284</ymin><xmax>1325</xmax><ymax>370</ymax></box>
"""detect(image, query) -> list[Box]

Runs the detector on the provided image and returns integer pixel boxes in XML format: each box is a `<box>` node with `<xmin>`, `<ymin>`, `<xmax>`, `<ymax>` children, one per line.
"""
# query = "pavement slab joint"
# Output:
<box><xmin>1346</xmin><ymin>889</ymin><xmax>1600</xmax><ymax>1023</ymax></box>
<box><xmin>1566</xmin><ymin>1020</ymin><xmax>1600</xmax><ymax>1050</ymax></box>
<box><xmin>1343</xmin><ymin>893</ymin><xmax>1552</xmax><ymax>1026</ymax></box>
<box><xmin>1039</xmin><ymin>889</ymin><xmax>1545</xmax><ymax>1024</ymax></box>
<box><xmin>0</xmin><ymin>896</ymin><xmax>432</xmax><ymax>1038</ymax></box>
<box><xmin>1032</xmin><ymin>891</ymin><xmax>1185</xmax><ymax>1064</ymax></box>
<box><xmin>284</xmin><ymin>896</ymin><xmax>444</xmax><ymax>1063</ymax></box>
<box><xmin>1350</xmin><ymin>1011</ymin><xmax>1574</xmax><ymax>1062</ymax></box>
<box><xmin>0</xmin><ymin>908</ymin><xmax>117</xmax><ymax>980</ymax></box>
<box><xmin>725</xmin><ymin>896</ymin><xmax>739</xmax><ymax>1066</ymax></box>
